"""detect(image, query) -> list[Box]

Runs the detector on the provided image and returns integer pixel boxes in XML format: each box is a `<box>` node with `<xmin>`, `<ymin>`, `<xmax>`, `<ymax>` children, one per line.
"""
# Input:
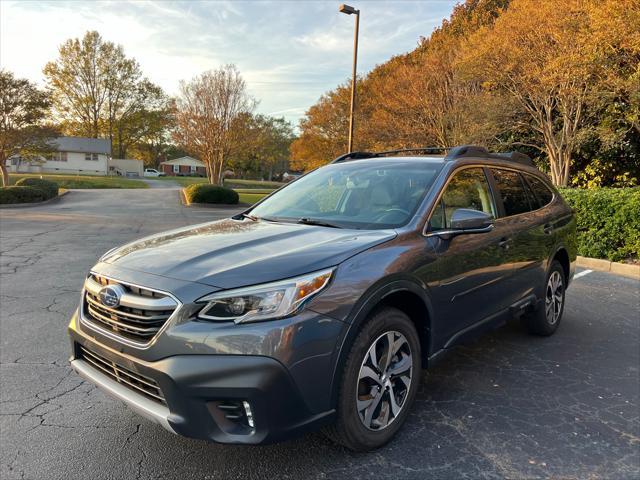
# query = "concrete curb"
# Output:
<box><xmin>180</xmin><ymin>188</ymin><xmax>249</xmax><ymax>209</ymax></box>
<box><xmin>0</xmin><ymin>190</ymin><xmax>69</xmax><ymax>209</ymax></box>
<box><xmin>577</xmin><ymin>256</ymin><xmax>639</xmax><ymax>280</ymax></box>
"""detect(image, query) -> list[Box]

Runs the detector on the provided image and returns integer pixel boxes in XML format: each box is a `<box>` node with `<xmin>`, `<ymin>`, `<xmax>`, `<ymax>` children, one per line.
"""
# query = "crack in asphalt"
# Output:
<box><xmin>1</xmin><ymin>190</ymin><xmax>638</xmax><ymax>480</ymax></box>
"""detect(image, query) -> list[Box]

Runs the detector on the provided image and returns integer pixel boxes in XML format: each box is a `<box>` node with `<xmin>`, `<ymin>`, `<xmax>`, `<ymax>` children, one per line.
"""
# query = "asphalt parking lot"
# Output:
<box><xmin>1</xmin><ymin>189</ymin><xmax>639</xmax><ymax>480</ymax></box>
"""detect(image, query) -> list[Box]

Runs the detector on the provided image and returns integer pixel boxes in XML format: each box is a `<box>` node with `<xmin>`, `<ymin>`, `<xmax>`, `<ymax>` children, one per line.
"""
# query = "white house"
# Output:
<box><xmin>9</xmin><ymin>137</ymin><xmax>111</xmax><ymax>176</ymax></box>
<box><xmin>108</xmin><ymin>158</ymin><xmax>144</xmax><ymax>177</ymax></box>
<box><xmin>160</xmin><ymin>156</ymin><xmax>206</xmax><ymax>176</ymax></box>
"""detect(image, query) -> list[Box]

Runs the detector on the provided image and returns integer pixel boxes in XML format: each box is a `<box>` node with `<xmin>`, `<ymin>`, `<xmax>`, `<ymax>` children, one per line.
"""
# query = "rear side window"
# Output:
<box><xmin>490</xmin><ymin>169</ymin><xmax>532</xmax><ymax>216</ymax></box>
<box><xmin>525</xmin><ymin>174</ymin><xmax>554</xmax><ymax>208</ymax></box>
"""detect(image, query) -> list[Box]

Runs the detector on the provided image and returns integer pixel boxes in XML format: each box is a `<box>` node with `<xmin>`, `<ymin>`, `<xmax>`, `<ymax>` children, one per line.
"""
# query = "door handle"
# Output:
<box><xmin>543</xmin><ymin>223</ymin><xmax>553</xmax><ymax>235</ymax></box>
<box><xmin>498</xmin><ymin>237</ymin><xmax>511</xmax><ymax>250</ymax></box>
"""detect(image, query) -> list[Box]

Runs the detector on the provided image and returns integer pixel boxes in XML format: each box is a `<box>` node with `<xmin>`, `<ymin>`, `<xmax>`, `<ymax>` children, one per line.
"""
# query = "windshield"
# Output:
<box><xmin>250</xmin><ymin>160</ymin><xmax>443</xmax><ymax>229</ymax></box>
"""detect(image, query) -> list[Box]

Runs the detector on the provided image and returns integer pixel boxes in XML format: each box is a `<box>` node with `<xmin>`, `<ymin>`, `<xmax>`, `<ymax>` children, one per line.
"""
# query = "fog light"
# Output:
<box><xmin>242</xmin><ymin>400</ymin><xmax>255</xmax><ymax>428</ymax></box>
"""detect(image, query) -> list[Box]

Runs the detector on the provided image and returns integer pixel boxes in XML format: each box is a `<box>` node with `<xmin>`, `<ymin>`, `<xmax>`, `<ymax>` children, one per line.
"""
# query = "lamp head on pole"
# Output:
<box><xmin>339</xmin><ymin>4</ymin><xmax>358</xmax><ymax>15</ymax></box>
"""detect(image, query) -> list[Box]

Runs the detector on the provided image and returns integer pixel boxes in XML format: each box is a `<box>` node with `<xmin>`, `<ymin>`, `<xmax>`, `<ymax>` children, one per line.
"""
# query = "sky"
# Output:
<box><xmin>0</xmin><ymin>0</ymin><xmax>458</xmax><ymax>126</ymax></box>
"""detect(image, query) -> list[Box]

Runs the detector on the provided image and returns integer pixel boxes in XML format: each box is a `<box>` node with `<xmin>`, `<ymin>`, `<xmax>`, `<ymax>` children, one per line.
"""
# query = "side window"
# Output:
<box><xmin>525</xmin><ymin>174</ymin><xmax>554</xmax><ymax>208</ymax></box>
<box><xmin>491</xmin><ymin>169</ymin><xmax>532</xmax><ymax>216</ymax></box>
<box><xmin>431</xmin><ymin>168</ymin><xmax>495</xmax><ymax>230</ymax></box>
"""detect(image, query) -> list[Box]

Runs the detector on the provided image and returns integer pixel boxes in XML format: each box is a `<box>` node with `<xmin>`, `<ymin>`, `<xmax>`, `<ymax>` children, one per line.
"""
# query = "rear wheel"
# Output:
<box><xmin>325</xmin><ymin>307</ymin><xmax>421</xmax><ymax>451</ymax></box>
<box><xmin>525</xmin><ymin>260</ymin><xmax>566</xmax><ymax>336</ymax></box>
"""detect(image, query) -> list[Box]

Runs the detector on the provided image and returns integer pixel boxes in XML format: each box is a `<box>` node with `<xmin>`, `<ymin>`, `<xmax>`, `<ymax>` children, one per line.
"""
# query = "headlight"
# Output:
<box><xmin>196</xmin><ymin>268</ymin><xmax>334</xmax><ymax>324</ymax></box>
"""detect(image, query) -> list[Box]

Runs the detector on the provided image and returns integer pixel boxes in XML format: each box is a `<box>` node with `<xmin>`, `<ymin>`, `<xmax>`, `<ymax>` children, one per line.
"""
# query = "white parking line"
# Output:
<box><xmin>574</xmin><ymin>269</ymin><xmax>593</xmax><ymax>279</ymax></box>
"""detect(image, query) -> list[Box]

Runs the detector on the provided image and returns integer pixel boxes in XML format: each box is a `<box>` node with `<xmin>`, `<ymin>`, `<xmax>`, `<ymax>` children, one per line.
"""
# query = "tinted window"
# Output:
<box><xmin>491</xmin><ymin>169</ymin><xmax>533</xmax><ymax>216</ymax></box>
<box><xmin>525</xmin><ymin>174</ymin><xmax>554</xmax><ymax>208</ymax></box>
<box><xmin>251</xmin><ymin>160</ymin><xmax>442</xmax><ymax>229</ymax></box>
<box><xmin>431</xmin><ymin>168</ymin><xmax>495</xmax><ymax>230</ymax></box>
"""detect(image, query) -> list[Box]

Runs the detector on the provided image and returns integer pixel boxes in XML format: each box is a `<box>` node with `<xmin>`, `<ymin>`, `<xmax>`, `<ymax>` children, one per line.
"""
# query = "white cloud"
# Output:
<box><xmin>1</xmin><ymin>0</ymin><xmax>457</xmax><ymax>126</ymax></box>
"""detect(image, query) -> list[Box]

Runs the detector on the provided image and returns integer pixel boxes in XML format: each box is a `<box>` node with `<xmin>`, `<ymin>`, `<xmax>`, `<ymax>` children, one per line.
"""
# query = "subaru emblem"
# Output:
<box><xmin>99</xmin><ymin>285</ymin><xmax>124</xmax><ymax>308</ymax></box>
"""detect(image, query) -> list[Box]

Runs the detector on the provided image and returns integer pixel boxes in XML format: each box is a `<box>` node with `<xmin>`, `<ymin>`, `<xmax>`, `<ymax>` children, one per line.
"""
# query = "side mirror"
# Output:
<box><xmin>449</xmin><ymin>208</ymin><xmax>494</xmax><ymax>234</ymax></box>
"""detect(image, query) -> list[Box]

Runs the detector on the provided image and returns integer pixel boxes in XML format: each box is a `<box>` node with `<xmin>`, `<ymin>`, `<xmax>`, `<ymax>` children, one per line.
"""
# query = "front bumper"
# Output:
<box><xmin>69</xmin><ymin>326</ymin><xmax>336</xmax><ymax>445</ymax></box>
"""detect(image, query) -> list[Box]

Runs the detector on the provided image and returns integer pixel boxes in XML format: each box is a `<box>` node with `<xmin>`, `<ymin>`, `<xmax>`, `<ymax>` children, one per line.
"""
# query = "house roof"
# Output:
<box><xmin>160</xmin><ymin>156</ymin><xmax>205</xmax><ymax>166</ymax></box>
<box><xmin>54</xmin><ymin>137</ymin><xmax>111</xmax><ymax>155</ymax></box>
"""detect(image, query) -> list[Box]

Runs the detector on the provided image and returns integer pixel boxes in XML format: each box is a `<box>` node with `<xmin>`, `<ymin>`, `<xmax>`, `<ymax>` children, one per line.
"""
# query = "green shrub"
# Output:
<box><xmin>15</xmin><ymin>177</ymin><xmax>58</xmax><ymax>199</ymax></box>
<box><xmin>184</xmin><ymin>184</ymin><xmax>239</xmax><ymax>204</ymax></box>
<box><xmin>559</xmin><ymin>187</ymin><xmax>640</xmax><ymax>262</ymax></box>
<box><xmin>0</xmin><ymin>186</ymin><xmax>48</xmax><ymax>204</ymax></box>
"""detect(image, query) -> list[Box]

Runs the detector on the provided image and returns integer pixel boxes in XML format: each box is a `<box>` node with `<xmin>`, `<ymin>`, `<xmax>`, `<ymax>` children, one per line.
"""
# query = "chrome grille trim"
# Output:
<box><xmin>85</xmin><ymin>276</ymin><xmax>177</xmax><ymax>311</ymax></box>
<box><xmin>80</xmin><ymin>272</ymin><xmax>182</xmax><ymax>349</ymax></box>
<box><xmin>86</xmin><ymin>304</ymin><xmax>162</xmax><ymax>335</ymax></box>
<box><xmin>79</xmin><ymin>346</ymin><xmax>166</xmax><ymax>404</ymax></box>
<box><xmin>85</xmin><ymin>294</ymin><xmax>170</xmax><ymax>323</ymax></box>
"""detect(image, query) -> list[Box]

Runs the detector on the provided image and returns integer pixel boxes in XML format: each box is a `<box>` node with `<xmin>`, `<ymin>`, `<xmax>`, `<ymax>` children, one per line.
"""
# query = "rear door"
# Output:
<box><xmin>425</xmin><ymin>167</ymin><xmax>515</xmax><ymax>345</ymax></box>
<box><xmin>488</xmin><ymin>168</ymin><xmax>554</xmax><ymax>303</ymax></box>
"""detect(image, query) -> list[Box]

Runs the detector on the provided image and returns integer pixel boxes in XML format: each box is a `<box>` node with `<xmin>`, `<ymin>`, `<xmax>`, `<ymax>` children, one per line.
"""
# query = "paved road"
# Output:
<box><xmin>139</xmin><ymin>178</ymin><xmax>180</xmax><ymax>188</ymax></box>
<box><xmin>1</xmin><ymin>189</ymin><xmax>638</xmax><ymax>480</ymax></box>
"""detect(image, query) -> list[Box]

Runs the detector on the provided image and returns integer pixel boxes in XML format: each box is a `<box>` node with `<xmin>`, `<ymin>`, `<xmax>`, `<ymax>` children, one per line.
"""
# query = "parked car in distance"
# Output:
<box><xmin>68</xmin><ymin>145</ymin><xmax>576</xmax><ymax>451</ymax></box>
<box><xmin>143</xmin><ymin>168</ymin><xmax>165</xmax><ymax>177</ymax></box>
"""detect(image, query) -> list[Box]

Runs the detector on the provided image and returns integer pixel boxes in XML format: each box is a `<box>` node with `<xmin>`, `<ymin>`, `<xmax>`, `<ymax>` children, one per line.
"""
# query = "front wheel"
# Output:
<box><xmin>525</xmin><ymin>260</ymin><xmax>566</xmax><ymax>336</ymax></box>
<box><xmin>325</xmin><ymin>307</ymin><xmax>421</xmax><ymax>451</ymax></box>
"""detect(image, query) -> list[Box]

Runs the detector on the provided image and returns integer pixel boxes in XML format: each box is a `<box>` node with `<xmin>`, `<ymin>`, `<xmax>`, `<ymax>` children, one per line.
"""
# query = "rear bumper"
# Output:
<box><xmin>69</xmin><ymin>331</ymin><xmax>335</xmax><ymax>445</ymax></box>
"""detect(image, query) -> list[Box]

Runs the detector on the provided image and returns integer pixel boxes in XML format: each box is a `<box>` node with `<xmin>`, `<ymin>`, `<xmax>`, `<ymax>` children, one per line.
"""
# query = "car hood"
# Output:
<box><xmin>102</xmin><ymin>219</ymin><xmax>396</xmax><ymax>289</ymax></box>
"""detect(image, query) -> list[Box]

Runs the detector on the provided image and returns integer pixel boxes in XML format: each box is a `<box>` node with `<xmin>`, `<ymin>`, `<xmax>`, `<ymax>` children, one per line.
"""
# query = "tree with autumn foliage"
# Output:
<box><xmin>0</xmin><ymin>70</ymin><xmax>57</xmax><ymax>187</ymax></box>
<box><xmin>44</xmin><ymin>31</ymin><xmax>172</xmax><ymax>159</ymax></box>
<box><xmin>173</xmin><ymin>65</ymin><xmax>256</xmax><ymax>185</ymax></box>
<box><xmin>292</xmin><ymin>0</ymin><xmax>640</xmax><ymax>187</ymax></box>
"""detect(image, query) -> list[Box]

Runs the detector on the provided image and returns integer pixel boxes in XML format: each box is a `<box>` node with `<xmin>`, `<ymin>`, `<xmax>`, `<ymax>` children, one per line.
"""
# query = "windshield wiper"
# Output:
<box><xmin>297</xmin><ymin>217</ymin><xmax>342</xmax><ymax>228</ymax></box>
<box><xmin>235</xmin><ymin>212</ymin><xmax>258</xmax><ymax>221</ymax></box>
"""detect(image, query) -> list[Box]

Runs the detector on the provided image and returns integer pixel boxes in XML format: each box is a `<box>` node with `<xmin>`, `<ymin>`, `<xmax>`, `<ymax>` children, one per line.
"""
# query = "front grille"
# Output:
<box><xmin>79</xmin><ymin>345</ymin><xmax>166</xmax><ymax>404</ymax></box>
<box><xmin>82</xmin><ymin>273</ymin><xmax>178</xmax><ymax>345</ymax></box>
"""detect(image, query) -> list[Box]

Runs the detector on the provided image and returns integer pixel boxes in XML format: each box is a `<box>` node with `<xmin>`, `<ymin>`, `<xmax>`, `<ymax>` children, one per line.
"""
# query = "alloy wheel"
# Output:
<box><xmin>356</xmin><ymin>331</ymin><xmax>413</xmax><ymax>431</ymax></box>
<box><xmin>545</xmin><ymin>271</ymin><xmax>564</xmax><ymax>325</ymax></box>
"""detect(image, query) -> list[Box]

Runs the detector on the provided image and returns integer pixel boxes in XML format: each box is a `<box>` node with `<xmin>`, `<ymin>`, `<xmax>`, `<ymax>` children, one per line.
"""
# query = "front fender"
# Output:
<box><xmin>322</xmin><ymin>276</ymin><xmax>434</xmax><ymax>409</ymax></box>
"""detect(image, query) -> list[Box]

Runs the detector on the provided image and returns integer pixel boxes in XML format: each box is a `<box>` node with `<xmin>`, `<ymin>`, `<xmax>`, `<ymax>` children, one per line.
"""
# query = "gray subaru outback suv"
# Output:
<box><xmin>68</xmin><ymin>145</ymin><xmax>576</xmax><ymax>451</ymax></box>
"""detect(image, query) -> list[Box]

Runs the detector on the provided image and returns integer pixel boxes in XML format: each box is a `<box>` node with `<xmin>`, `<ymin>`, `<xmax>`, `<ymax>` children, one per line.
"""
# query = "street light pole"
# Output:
<box><xmin>339</xmin><ymin>4</ymin><xmax>360</xmax><ymax>153</ymax></box>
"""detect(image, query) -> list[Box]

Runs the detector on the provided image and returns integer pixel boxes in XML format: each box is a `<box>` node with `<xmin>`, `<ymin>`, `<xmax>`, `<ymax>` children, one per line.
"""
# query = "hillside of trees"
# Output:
<box><xmin>291</xmin><ymin>0</ymin><xmax>640</xmax><ymax>187</ymax></box>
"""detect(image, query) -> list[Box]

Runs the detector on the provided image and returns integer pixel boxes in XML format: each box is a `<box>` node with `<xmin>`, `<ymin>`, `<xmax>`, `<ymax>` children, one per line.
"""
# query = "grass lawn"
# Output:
<box><xmin>157</xmin><ymin>176</ymin><xmax>206</xmax><ymax>186</ymax></box>
<box><xmin>225</xmin><ymin>179</ymin><xmax>285</xmax><ymax>189</ymax></box>
<box><xmin>234</xmin><ymin>188</ymin><xmax>276</xmax><ymax>195</ymax></box>
<box><xmin>238</xmin><ymin>192</ymin><xmax>269</xmax><ymax>205</ymax></box>
<box><xmin>158</xmin><ymin>176</ymin><xmax>285</xmax><ymax>190</ymax></box>
<box><xmin>9</xmin><ymin>173</ymin><xmax>148</xmax><ymax>189</ymax></box>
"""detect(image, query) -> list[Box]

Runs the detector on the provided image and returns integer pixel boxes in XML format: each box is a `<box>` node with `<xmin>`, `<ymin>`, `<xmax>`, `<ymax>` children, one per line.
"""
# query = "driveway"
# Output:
<box><xmin>140</xmin><ymin>178</ymin><xmax>181</xmax><ymax>188</ymax></box>
<box><xmin>1</xmin><ymin>189</ymin><xmax>638</xmax><ymax>480</ymax></box>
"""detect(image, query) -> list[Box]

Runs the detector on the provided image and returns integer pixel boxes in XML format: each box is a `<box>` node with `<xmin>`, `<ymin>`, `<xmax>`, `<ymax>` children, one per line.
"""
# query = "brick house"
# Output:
<box><xmin>159</xmin><ymin>156</ymin><xmax>206</xmax><ymax>176</ymax></box>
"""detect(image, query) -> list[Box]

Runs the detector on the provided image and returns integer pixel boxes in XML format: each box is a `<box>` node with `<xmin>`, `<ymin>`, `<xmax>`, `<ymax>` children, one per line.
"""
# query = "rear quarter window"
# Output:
<box><xmin>525</xmin><ymin>174</ymin><xmax>554</xmax><ymax>208</ymax></box>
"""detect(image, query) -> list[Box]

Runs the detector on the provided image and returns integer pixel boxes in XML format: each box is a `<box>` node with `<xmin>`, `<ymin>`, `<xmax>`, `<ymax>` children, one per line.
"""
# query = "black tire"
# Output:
<box><xmin>525</xmin><ymin>260</ymin><xmax>566</xmax><ymax>336</ymax></box>
<box><xmin>324</xmin><ymin>307</ymin><xmax>421</xmax><ymax>451</ymax></box>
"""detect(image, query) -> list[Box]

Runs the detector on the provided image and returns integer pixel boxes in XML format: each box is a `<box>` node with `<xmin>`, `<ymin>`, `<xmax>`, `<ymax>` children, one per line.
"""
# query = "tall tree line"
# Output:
<box><xmin>291</xmin><ymin>0</ymin><xmax>640</xmax><ymax>187</ymax></box>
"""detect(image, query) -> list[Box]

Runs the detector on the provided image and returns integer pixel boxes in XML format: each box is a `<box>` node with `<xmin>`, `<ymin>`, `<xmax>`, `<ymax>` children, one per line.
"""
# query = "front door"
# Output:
<box><xmin>424</xmin><ymin>167</ymin><xmax>514</xmax><ymax>347</ymax></box>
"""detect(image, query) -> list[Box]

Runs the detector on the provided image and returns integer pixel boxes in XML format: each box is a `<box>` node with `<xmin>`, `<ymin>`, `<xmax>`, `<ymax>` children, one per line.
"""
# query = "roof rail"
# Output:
<box><xmin>373</xmin><ymin>147</ymin><xmax>449</xmax><ymax>157</ymax></box>
<box><xmin>490</xmin><ymin>151</ymin><xmax>535</xmax><ymax>167</ymax></box>
<box><xmin>331</xmin><ymin>145</ymin><xmax>534</xmax><ymax>167</ymax></box>
<box><xmin>332</xmin><ymin>146</ymin><xmax>449</xmax><ymax>163</ymax></box>
<box><xmin>444</xmin><ymin>145</ymin><xmax>489</xmax><ymax>160</ymax></box>
<box><xmin>332</xmin><ymin>151</ymin><xmax>377</xmax><ymax>163</ymax></box>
